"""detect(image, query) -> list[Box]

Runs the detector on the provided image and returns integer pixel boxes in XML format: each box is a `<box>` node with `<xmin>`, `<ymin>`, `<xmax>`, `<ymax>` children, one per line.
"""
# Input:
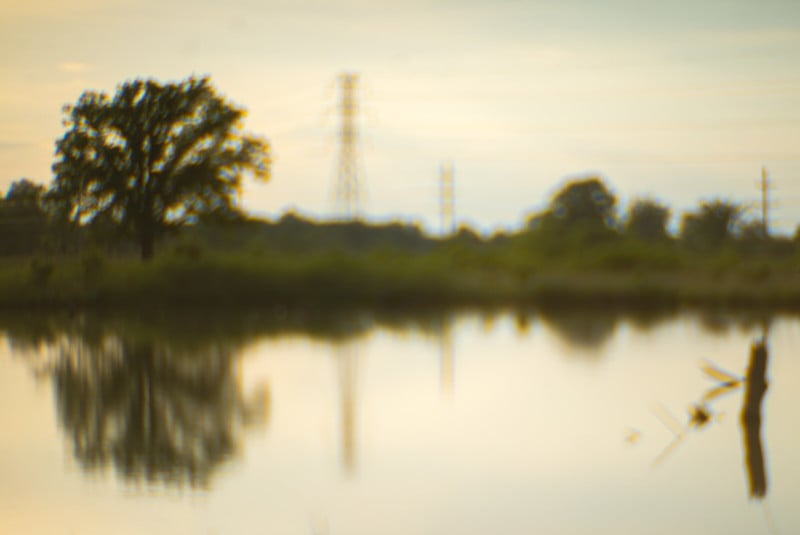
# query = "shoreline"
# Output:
<box><xmin>3</xmin><ymin>252</ymin><xmax>800</xmax><ymax>311</ymax></box>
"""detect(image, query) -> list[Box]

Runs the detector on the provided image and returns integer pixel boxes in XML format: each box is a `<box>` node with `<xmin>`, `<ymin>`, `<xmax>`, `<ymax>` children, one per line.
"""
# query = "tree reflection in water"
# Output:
<box><xmin>25</xmin><ymin>320</ymin><xmax>269</xmax><ymax>489</ymax></box>
<box><xmin>5</xmin><ymin>307</ymin><xmax>463</xmax><ymax>485</ymax></box>
<box><xmin>537</xmin><ymin>307</ymin><xmax>618</xmax><ymax>352</ymax></box>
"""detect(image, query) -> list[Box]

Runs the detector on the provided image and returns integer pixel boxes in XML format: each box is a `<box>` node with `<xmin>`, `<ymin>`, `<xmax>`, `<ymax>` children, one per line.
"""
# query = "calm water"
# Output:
<box><xmin>1</xmin><ymin>307</ymin><xmax>798</xmax><ymax>534</ymax></box>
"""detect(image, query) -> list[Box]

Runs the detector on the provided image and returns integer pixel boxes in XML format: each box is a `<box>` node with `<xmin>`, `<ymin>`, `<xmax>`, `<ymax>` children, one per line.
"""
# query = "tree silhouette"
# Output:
<box><xmin>547</xmin><ymin>177</ymin><xmax>617</xmax><ymax>230</ymax></box>
<box><xmin>0</xmin><ymin>178</ymin><xmax>48</xmax><ymax>256</ymax></box>
<box><xmin>526</xmin><ymin>177</ymin><xmax>618</xmax><ymax>252</ymax></box>
<box><xmin>680</xmin><ymin>199</ymin><xmax>744</xmax><ymax>251</ymax></box>
<box><xmin>50</xmin><ymin>76</ymin><xmax>270</xmax><ymax>260</ymax></box>
<box><xmin>5</xmin><ymin>178</ymin><xmax>46</xmax><ymax>207</ymax></box>
<box><xmin>624</xmin><ymin>198</ymin><xmax>671</xmax><ymax>241</ymax></box>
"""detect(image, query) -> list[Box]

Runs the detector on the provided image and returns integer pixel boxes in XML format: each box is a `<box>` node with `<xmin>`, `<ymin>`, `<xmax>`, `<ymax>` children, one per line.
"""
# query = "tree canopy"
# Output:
<box><xmin>0</xmin><ymin>178</ymin><xmax>49</xmax><ymax>256</ymax></box>
<box><xmin>547</xmin><ymin>177</ymin><xmax>617</xmax><ymax>230</ymax></box>
<box><xmin>525</xmin><ymin>177</ymin><xmax>617</xmax><ymax>247</ymax></box>
<box><xmin>680</xmin><ymin>199</ymin><xmax>744</xmax><ymax>250</ymax></box>
<box><xmin>625</xmin><ymin>198</ymin><xmax>671</xmax><ymax>241</ymax></box>
<box><xmin>50</xmin><ymin>76</ymin><xmax>270</xmax><ymax>260</ymax></box>
<box><xmin>5</xmin><ymin>178</ymin><xmax>45</xmax><ymax>207</ymax></box>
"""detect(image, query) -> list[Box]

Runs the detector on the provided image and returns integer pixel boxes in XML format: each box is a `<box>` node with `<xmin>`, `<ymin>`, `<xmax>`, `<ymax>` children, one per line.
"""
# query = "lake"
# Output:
<box><xmin>0</xmin><ymin>307</ymin><xmax>797</xmax><ymax>534</ymax></box>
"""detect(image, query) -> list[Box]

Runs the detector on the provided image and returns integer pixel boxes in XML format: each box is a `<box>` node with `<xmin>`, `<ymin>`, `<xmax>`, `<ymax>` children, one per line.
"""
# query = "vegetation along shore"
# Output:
<box><xmin>3</xmin><ymin>75</ymin><xmax>799</xmax><ymax>309</ymax></box>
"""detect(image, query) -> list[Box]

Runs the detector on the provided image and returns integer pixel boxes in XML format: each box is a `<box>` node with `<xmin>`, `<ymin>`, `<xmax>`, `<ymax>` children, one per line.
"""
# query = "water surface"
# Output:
<box><xmin>0</xmin><ymin>308</ymin><xmax>797</xmax><ymax>534</ymax></box>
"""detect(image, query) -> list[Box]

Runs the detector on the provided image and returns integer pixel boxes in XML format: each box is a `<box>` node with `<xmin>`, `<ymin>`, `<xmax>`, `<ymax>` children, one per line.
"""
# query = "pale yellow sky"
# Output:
<box><xmin>2</xmin><ymin>0</ymin><xmax>800</xmax><ymax>233</ymax></box>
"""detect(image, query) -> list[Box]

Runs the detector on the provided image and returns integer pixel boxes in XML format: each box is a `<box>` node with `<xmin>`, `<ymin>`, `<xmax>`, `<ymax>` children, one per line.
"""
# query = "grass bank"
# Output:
<box><xmin>4</xmin><ymin>245</ymin><xmax>800</xmax><ymax>309</ymax></box>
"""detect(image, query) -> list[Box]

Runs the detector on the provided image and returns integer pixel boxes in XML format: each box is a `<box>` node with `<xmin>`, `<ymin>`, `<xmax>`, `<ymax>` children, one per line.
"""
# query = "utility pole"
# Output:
<box><xmin>440</xmin><ymin>161</ymin><xmax>455</xmax><ymax>237</ymax></box>
<box><xmin>334</xmin><ymin>73</ymin><xmax>362</xmax><ymax>220</ymax></box>
<box><xmin>759</xmin><ymin>166</ymin><xmax>771</xmax><ymax>238</ymax></box>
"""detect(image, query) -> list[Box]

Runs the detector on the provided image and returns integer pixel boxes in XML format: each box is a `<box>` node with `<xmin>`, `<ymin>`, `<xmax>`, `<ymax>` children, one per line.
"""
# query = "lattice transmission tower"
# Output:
<box><xmin>440</xmin><ymin>161</ymin><xmax>455</xmax><ymax>236</ymax></box>
<box><xmin>333</xmin><ymin>72</ymin><xmax>363</xmax><ymax>219</ymax></box>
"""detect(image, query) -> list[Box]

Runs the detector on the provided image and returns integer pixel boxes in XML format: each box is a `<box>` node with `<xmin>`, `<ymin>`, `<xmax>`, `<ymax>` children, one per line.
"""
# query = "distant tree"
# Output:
<box><xmin>451</xmin><ymin>224</ymin><xmax>483</xmax><ymax>245</ymax></box>
<box><xmin>5</xmin><ymin>178</ymin><xmax>45</xmax><ymax>207</ymax></box>
<box><xmin>0</xmin><ymin>178</ymin><xmax>48</xmax><ymax>256</ymax></box>
<box><xmin>680</xmin><ymin>199</ymin><xmax>744</xmax><ymax>250</ymax></box>
<box><xmin>737</xmin><ymin>220</ymin><xmax>766</xmax><ymax>242</ymax></box>
<box><xmin>735</xmin><ymin>219</ymin><xmax>792</xmax><ymax>256</ymax></box>
<box><xmin>50</xmin><ymin>76</ymin><xmax>270</xmax><ymax>260</ymax></box>
<box><xmin>546</xmin><ymin>177</ymin><xmax>617</xmax><ymax>230</ymax></box>
<box><xmin>525</xmin><ymin>211</ymin><xmax>547</xmax><ymax>232</ymax></box>
<box><xmin>624</xmin><ymin>198</ymin><xmax>671</xmax><ymax>241</ymax></box>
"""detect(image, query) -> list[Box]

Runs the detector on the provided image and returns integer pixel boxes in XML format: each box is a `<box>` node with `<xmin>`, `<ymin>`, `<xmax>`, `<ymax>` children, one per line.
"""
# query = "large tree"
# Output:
<box><xmin>50</xmin><ymin>76</ymin><xmax>270</xmax><ymax>260</ymax></box>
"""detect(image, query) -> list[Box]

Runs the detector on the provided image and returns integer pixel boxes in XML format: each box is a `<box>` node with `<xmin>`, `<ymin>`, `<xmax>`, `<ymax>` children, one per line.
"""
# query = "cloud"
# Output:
<box><xmin>58</xmin><ymin>62</ymin><xmax>93</xmax><ymax>74</ymax></box>
<box><xmin>0</xmin><ymin>141</ymin><xmax>36</xmax><ymax>151</ymax></box>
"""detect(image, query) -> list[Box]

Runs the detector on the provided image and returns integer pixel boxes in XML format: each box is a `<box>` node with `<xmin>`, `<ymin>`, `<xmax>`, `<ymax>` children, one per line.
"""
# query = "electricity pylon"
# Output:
<box><xmin>440</xmin><ymin>161</ymin><xmax>455</xmax><ymax>236</ymax></box>
<box><xmin>334</xmin><ymin>72</ymin><xmax>362</xmax><ymax>220</ymax></box>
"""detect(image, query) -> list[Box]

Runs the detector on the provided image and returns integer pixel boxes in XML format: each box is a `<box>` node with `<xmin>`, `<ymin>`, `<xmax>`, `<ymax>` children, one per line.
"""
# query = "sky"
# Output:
<box><xmin>2</xmin><ymin>0</ymin><xmax>800</xmax><ymax>235</ymax></box>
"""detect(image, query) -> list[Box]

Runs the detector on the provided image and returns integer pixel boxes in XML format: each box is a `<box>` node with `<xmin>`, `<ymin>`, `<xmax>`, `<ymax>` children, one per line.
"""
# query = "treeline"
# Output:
<box><xmin>0</xmin><ymin>178</ymin><xmax>127</xmax><ymax>257</ymax></box>
<box><xmin>3</xmin><ymin>173</ymin><xmax>800</xmax><ymax>308</ymax></box>
<box><xmin>0</xmin><ymin>174</ymin><xmax>796</xmax><ymax>263</ymax></box>
<box><xmin>6</xmin><ymin>73</ymin><xmax>798</xmax><ymax>308</ymax></box>
<box><xmin>0</xmin><ymin>179</ymin><xmax>51</xmax><ymax>256</ymax></box>
<box><xmin>507</xmin><ymin>177</ymin><xmax>794</xmax><ymax>265</ymax></box>
<box><xmin>0</xmin><ymin>178</ymin><xmax>437</xmax><ymax>258</ymax></box>
<box><xmin>175</xmin><ymin>211</ymin><xmax>436</xmax><ymax>256</ymax></box>
<box><xmin>523</xmin><ymin>177</ymin><xmax>781</xmax><ymax>251</ymax></box>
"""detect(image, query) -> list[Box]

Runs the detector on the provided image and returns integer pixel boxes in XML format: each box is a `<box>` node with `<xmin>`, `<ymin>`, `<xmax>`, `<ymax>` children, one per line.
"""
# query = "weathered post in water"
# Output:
<box><xmin>740</xmin><ymin>338</ymin><xmax>769</xmax><ymax>499</ymax></box>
